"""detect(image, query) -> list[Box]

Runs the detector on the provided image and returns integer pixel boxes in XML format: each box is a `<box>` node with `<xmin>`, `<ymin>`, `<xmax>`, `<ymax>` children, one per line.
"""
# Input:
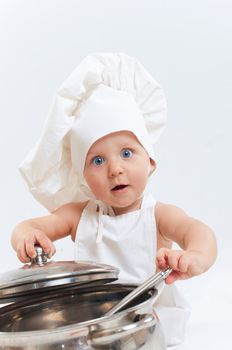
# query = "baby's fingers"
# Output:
<box><xmin>37</xmin><ymin>234</ymin><xmax>56</xmax><ymax>258</ymax></box>
<box><xmin>178</xmin><ymin>253</ymin><xmax>190</xmax><ymax>273</ymax></box>
<box><xmin>156</xmin><ymin>248</ymin><xmax>170</xmax><ymax>269</ymax></box>
<box><xmin>25</xmin><ymin>232</ymin><xmax>56</xmax><ymax>259</ymax></box>
<box><xmin>156</xmin><ymin>249</ymin><xmax>193</xmax><ymax>284</ymax></box>
<box><xmin>167</xmin><ymin>250</ymin><xmax>188</xmax><ymax>272</ymax></box>
<box><xmin>34</xmin><ymin>232</ymin><xmax>56</xmax><ymax>258</ymax></box>
<box><xmin>17</xmin><ymin>243</ymin><xmax>31</xmax><ymax>263</ymax></box>
<box><xmin>157</xmin><ymin>249</ymin><xmax>189</xmax><ymax>272</ymax></box>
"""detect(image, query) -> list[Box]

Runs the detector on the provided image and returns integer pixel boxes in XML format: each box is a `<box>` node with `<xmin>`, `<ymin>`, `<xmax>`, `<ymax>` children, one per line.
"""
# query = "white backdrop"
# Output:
<box><xmin>0</xmin><ymin>1</ymin><xmax>231</xmax><ymax>348</ymax></box>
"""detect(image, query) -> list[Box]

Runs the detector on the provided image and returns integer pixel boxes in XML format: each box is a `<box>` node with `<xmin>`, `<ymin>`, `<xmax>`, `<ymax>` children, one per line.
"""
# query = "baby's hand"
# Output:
<box><xmin>156</xmin><ymin>248</ymin><xmax>205</xmax><ymax>284</ymax></box>
<box><xmin>15</xmin><ymin>230</ymin><xmax>56</xmax><ymax>263</ymax></box>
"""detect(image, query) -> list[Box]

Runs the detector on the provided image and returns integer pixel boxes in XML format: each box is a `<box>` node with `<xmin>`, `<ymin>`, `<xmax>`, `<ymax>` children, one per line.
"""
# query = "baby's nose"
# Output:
<box><xmin>108</xmin><ymin>161</ymin><xmax>124</xmax><ymax>178</ymax></box>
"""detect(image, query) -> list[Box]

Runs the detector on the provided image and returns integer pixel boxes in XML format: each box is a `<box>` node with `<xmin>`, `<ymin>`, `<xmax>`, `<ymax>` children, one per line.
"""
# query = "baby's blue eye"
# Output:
<box><xmin>92</xmin><ymin>156</ymin><xmax>105</xmax><ymax>166</ymax></box>
<box><xmin>121</xmin><ymin>149</ymin><xmax>133</xmax><ymax>158</ymax></box>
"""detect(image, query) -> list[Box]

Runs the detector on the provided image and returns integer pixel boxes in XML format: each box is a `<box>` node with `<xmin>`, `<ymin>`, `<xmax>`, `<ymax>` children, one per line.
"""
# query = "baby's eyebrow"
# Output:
<box><xmin>121</xmin><ymin>143</ymin><xmax>139</xmax><ymax>150</ymax></box>
<box><xmin>86</xmin><ymin>151</ymin><xmax>102</xmax><ymax>159</ymax></box>
<box><xmin>86</xmin><ymin>149</ymin><xmax>98</xmax><ymax>156</ymax></box>
<box><xmin>119</xmin><ymin>141</ymin><xmax>135</xmax><ymax>147</ymax></box>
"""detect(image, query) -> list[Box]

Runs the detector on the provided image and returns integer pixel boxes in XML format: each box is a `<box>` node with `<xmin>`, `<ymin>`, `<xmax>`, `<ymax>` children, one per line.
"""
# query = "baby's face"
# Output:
<box><xmin>84</xmin><ymin>131</ymin><xmax>155</xmax><ymax>215</ymax></box>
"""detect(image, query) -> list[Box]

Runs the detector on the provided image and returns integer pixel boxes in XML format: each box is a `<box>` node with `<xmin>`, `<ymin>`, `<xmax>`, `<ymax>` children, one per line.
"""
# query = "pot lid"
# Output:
<box><xmin>0</xmin><ymin>246</ymin><xmax>119</xmax><ymax>303</ymax></box>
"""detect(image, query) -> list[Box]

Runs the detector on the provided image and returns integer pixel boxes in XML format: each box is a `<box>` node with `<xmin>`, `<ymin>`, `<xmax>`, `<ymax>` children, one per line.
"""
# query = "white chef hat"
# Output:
<box><xmin>19</xmin><ymin>53</ymin><xmax>167</xmax><ymax>211</ymax></box>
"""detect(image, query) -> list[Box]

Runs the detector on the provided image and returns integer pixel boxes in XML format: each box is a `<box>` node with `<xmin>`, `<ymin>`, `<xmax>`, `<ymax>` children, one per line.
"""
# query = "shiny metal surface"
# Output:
<box><xmin>30</xmin><ymin>245</ymin><xmax>49</xmax><ymax>266</ymax></box>
<box><xmin>0</xmin><ymin>260</ymin><xmax>119</xmax><ymax>302</ymax></box>
<box><xmin>0</xmin><ymin>284</ymin><xmax>166</xmax><ymax>349</ymax></box>
<box><xmin>105</xmin><ymin>268</ymin><xmax>172</xmax><ymax>316</ymax></box>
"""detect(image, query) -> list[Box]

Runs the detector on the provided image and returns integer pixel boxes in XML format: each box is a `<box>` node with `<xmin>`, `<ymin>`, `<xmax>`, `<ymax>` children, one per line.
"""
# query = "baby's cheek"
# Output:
<box><xmin>136</xmin><ymin>171</ymin><xmax>149</xmax><ymax>189</ymax></box>
<box><xmin>88</xmin><ymin>177</ymin><xmax>105</xmax><ymax>197</ymax></box>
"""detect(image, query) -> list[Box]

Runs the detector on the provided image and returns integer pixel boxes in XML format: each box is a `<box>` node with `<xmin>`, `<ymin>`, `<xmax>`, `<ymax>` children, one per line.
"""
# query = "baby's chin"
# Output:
<box><xmin>110</xmin><ymin>198</ymin><xmax>143</xmax><ymax>215</ymax></box>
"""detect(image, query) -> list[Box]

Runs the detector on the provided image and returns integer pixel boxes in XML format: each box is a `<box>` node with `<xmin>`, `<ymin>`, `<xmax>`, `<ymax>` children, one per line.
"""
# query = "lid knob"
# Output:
<box><xmin>30</xmin><ymin>245</ymin><xmax>49</xmax><ymax>266</ymax></box>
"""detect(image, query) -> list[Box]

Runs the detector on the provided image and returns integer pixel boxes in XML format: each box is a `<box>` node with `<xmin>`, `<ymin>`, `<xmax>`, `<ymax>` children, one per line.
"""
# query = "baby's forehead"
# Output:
<box><xmin>86</xmin><ymin>131</ymin><xmax>142</xmax><ymax>155</ymax></box>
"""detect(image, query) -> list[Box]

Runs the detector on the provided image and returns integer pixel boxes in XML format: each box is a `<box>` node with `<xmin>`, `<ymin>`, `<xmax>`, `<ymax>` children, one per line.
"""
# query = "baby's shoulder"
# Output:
<box><xmin>53</xmin><ymin>201</ymin><xmax>88</xmax><ymax>225</ymax></box>
<box><xmin>155</xmin><ymin>200</ymin><xmax>190</xmax><ymax>241</ymax></box>
<box><xmin>53</xmin><ymin>201</ymin><xmax>89</xmax><ymax>239</ymax></box>
<box><xmin>64</xmin><ymin>200</ymin><xmax>89</xmax><ymax>211</ymax></box>
<box><xmin>54</xmin><ymin>201</ymin><xmax>88</xmax><ymax>216</ymax></box>
<box><xmin>154</xmin><ymin>201</ymin><xmax>187</xmax><ymax>224</ymax></box>
<box><xmin>59</xmin><ymin>201</ymin><xmax>88</xmax><ymax>223</ymax></box>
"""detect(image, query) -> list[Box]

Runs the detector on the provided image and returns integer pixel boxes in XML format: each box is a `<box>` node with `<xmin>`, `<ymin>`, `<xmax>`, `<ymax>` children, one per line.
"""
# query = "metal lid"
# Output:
<box><xmin>0</xmin><ymin>246</ymin><xmax>119</xmax><ymax>303</ymax></box>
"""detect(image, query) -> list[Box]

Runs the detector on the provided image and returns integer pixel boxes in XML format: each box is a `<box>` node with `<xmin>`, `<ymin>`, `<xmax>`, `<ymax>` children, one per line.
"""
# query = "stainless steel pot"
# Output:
<box><xmin>0</xmin><ymin>248</ymin><xmax>166</xmax><ymax>349</ymax></box>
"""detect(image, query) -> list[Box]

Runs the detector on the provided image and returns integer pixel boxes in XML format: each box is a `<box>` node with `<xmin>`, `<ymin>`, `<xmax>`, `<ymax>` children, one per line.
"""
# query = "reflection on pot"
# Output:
<box><xmin>0</xmin><ymin>284</ymin><xmax>166</xmax><ymax>349</ymax></box>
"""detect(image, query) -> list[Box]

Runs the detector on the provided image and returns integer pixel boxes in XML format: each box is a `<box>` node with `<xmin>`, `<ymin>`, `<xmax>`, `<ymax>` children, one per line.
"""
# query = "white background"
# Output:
<box><xmin>0</xmin><ymin>1</ymin><xmax>231</xmax><ymax>348</ymax></box>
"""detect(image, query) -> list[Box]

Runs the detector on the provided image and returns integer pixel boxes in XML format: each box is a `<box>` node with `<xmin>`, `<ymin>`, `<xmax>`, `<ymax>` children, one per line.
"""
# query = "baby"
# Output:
<box><xmin>11</xmin><ymin>53</ymin><xmax>217</xmax><ymax>348</ymax></box>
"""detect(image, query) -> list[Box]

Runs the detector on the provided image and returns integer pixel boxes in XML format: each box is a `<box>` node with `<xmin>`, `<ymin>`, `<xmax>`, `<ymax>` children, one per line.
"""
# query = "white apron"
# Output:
<box><xmin>75</xmin><ymin>194</ymin><xmax>190</xmax><ymax>349</ymax></box>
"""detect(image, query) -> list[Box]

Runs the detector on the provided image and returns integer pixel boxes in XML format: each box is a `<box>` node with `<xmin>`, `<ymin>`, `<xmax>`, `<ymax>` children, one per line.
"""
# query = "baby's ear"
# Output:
<box><xmin>149</xmin><ymin>158</ymin><xmax>156</xmax><ymax>175</ymax></box>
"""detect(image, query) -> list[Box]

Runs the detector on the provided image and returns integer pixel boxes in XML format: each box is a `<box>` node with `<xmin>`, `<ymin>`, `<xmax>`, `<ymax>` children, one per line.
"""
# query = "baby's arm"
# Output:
<box><xmin>155</xmin><ymin>202</ymin><xmax>217</xmax><ymax>284</ymax></box>
<box><xmin>11</xmin><ymin>201</ymin><xmax>87</xmax><ymax>263</ymax></box>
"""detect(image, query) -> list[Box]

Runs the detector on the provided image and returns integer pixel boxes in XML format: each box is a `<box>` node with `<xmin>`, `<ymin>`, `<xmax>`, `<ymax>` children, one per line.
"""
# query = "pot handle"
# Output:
<box><xmin>90</xmin><ymin>313</ymin><xmax>156</xmax><ymax>345</ymax></box>
<box><xmin>30</xmin><ymin>245</ymin><xmax>49</xmax><ymax>266</ymax></box>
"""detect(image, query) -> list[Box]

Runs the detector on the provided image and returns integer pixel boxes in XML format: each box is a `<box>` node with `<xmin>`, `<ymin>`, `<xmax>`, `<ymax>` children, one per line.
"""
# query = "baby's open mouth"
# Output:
<box><xmin>111</xmin><ymin>184</ymin><xmax>128</xmax><ymax>191</ymax></box>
